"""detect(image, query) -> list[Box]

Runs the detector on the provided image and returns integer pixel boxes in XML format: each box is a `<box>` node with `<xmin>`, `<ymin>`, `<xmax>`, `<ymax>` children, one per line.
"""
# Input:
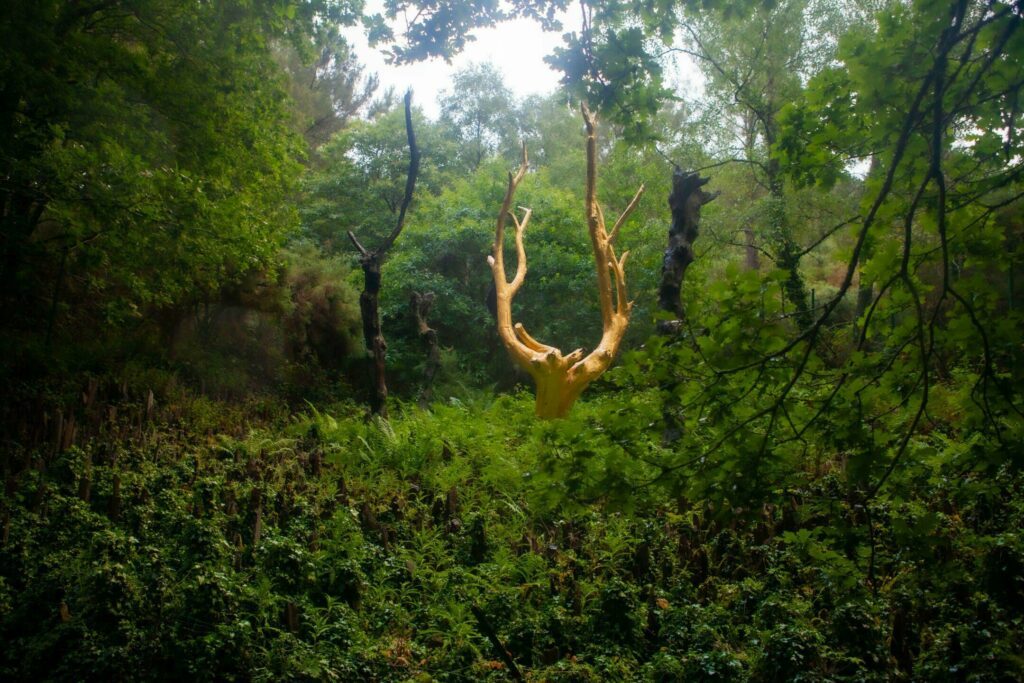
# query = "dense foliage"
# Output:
<box><xmin>1</xmin><ymin>0</ymin><xmax>356</xmax><ymax>331</ymax></box>
<box><xmin>1</xmin><ymin>394</ymin><xmax>1022</xmax><ymax>680</ymax></box>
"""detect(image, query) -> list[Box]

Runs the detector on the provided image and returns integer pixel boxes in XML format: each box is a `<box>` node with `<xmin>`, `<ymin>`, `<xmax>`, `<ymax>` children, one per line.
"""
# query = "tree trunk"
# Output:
<box><xmin>765</xmin><ymin>155</ymin><xmax>813</xmax><ymax>331</ymax></box>
<box><xmin>855</xmin><ymin>278</ymin><xmax>874</xmax><ymax>320</ymax></box>
<box><xmin>658</xmin><ymin>169</ymin><xmax>719</xmax><ymax>333</ymax></box>
<box><xmin>658</xmin><ymin>169</ymin><xmax>718</xmax><ymax>442</ymax></box>
<box><xmin>743</xmin><ymin>226</ymin><xmax>760</xmax><ymax>271</ymax></box>
<box><xmin>358</xmin><ymin>255</ymin><xmax>388</xmax><ymax>418</ymax></box>
<box><xmin>410</xmin><ymin>291</ymin><xmax>441</xmax><ymax>407</ymax></box>
<box><xmin>347</xmin><ymin>91</ymin><xmax>420</xmax><ymax>419</ymax></box>
<box><xmin>487</xmin><ymin>106</ymin><xmax>642</xmax><ymax>419</ymax></box>
<box><xmin>853</xmin><ymin>274</ymin><xmax>875</xmax><ymax>347</ymax></box>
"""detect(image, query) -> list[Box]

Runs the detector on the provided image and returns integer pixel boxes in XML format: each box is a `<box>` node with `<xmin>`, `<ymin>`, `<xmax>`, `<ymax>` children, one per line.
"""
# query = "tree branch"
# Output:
<box><xmin>379</xmin><ymin>89</ymin><xmax>420</xmax><ymax>254</ymax></box>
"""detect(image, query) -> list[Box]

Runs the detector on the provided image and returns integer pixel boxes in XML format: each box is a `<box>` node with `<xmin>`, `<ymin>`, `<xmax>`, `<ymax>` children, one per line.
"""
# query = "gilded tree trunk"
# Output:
<box><xmin>488</xmin><ymin>105</ymin><xmax>643</xmax><ymax>419</ymax></box>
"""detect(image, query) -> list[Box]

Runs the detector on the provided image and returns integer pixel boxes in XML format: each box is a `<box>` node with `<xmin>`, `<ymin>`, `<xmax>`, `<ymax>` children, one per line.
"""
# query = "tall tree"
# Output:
<box><xmin>277</xmin><ymin>27</ymin><xmax>380</xmax><ymax>150</ymax></box>
<box><xmin>0</xmin><ymin>0</ymin><xmax>357</xmax><ymax>357</ymax></box>
<box><xmin>347</xmin><ymin>91</ymin><xmax>421</xmax><ymax>418</ymax></box>
<box><xmin>675</xmin><ymin>0</ymin><xmax>855</xmax><ymax>331</ymax></box>
<box><xmin>439</xmin><ymin>63</ymin><xmax>520</xmax><ymax>172</ymax></box>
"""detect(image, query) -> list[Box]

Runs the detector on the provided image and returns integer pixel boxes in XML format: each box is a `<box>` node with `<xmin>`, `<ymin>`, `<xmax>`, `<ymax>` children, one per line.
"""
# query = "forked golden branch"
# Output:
<box><xmin>489</xmin><ymin>103</ymin><xmax>644</xmax><ymax>418</ymax></box>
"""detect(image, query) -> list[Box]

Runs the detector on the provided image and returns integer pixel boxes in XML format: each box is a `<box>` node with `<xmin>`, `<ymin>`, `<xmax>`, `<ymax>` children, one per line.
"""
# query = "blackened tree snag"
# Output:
<box><xmin>658</xmin><ymin>169</ymin><xmax>718</xmax><ymax>333</ymax></box>
<box><xmin>659</xmin><ymin>169</ymin><xmax>719</xmax><ymax>443</ymax></box>
<box><xmin>348</xmin><ymin>90</ymin><xmax>420</xmax><ymax>418</ymax></box>
<box><xmin>410</xmin><ymin>291</ymin><xmax>441</xmax><ymax>407</ymax></box>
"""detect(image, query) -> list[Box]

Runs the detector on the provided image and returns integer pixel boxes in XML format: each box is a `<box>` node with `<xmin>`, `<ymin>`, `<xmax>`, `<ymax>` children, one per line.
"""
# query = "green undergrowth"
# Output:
<box><xmin>1</xmin><ymin>396</ymin><xmax>1022</xmax><ymax>681</ymax></box>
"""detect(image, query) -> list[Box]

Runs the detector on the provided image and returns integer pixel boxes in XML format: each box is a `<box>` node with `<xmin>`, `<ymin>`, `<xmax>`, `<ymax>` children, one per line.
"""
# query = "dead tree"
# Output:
<box><xmin>657</xmin><ymin>169</ymin><xmax>719</xmax><ymax>334</ymax></box>
<box><xmin>410</xmin><ymin>291</ymin><xmax>440</xmax><ymax>407</ymax></box>
<box><xmin>658</xmin><ymin>169</ymin><xmax>719</xmax><ymax>443</ymax></box>
<box><xmin>489</xmin><ymin>103</ymin><xmax>644</xmax><ymax>419</ymax></box>
<box><xmin>348</xmin><ymin>90</ymin><xmax>420</xmax><ymax>418</ymax></box>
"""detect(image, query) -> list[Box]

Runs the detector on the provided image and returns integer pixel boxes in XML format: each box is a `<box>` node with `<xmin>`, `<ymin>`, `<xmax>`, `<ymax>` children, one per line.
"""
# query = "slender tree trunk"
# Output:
<box><xmin>846</xmin><ymin>272</ymin><xmax>876</xmax><ymax>359</ymax></box>
<box><xmin>743</xmin><ymin>226</ymin><xmax>760</xmax><ymax>271</ymax></box>
<box><xmin>777</xmin><ymin>240</ymin><xmax>813</xmax><ymax>330</ymax></box>
<box><xmin>765</xmin><ymin>153</ymin><xmax>813</xmax><ymax>331</ymax></box>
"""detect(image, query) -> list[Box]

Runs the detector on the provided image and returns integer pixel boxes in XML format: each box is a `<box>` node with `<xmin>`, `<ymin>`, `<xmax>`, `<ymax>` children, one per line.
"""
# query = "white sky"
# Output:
<box><xmin>342</xmin><ymin>4</ymin><xmax>702</xmax><ymax>120</ymax></box>
<box><xmin>342</xmin><ymin>9</ymin><xmax>579</xmax><ymax>119</ymax></box>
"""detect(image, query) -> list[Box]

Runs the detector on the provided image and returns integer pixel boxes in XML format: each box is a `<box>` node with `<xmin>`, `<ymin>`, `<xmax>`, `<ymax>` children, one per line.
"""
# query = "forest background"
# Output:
<box><xmin>1</xmin><ymin>0</ymin><xmax>1023</xmax><ymax>680</ymax></box>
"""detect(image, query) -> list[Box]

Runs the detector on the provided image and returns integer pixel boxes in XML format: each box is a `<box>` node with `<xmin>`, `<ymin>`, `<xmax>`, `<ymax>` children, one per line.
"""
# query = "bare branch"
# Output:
<box><xmin>508</xmin><ymin>207</ymin><xmax>532</xmax><ymax>294</ymax></box>
<box><xmin>379</xmin><ymin>89</ymin><xmax>421</xmax><ymax>254</ymax></box>
<box><xmin>490</xmin><ymin>143</ymin><xmax>534</xmax><ymax>374</ymax></box>
<box><xmin>795</xmin><ymin>214</ymin><xmax>861</xmax><ymax>259</ymax></box>
<box><xmin>514</xmin><ymin>323</ymin><xmax>553</xmax><ymax>354</ymax></box>
<box><xmin>610</xmin><ymin>185</ymin><xmax>645</xmax><ymax>243</ymax></box>
<box><xmin>347</xmin><ymin>230</ymin><xmax>369</xmax><ymax>258</ymax></box>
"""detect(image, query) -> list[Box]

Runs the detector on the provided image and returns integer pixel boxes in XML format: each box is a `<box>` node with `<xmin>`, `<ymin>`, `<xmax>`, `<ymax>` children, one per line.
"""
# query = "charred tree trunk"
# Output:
<box><xmin>659</xmin><ymin>169</ymin><xmax>718</xmax><ymax>443</ymax></box>
<box><xmin>658</xmin><ymin>169</ymin><xmax>719</xmax><ymax>334</ymax></box>
<box><xmin>410</xmin><ymin>291</ymin><xmax>440</xmax><ymax>407</ymax></box>
<box><xmin>348</xmin><ymin>91</ymin><xmax>420</xmax><ymax>419</ymax></box>
<box><xmin>358</xmin><ymin>256</ymin><xmax>388</xmax><ymax>416</ymax></box>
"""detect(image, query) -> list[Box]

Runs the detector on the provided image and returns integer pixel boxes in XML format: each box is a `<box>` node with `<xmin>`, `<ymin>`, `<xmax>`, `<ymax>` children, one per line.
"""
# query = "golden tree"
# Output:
<box><xmin>488</xmin><ymin>104</ymin><xmax>644</xmax><ymax>418</ymax></box>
